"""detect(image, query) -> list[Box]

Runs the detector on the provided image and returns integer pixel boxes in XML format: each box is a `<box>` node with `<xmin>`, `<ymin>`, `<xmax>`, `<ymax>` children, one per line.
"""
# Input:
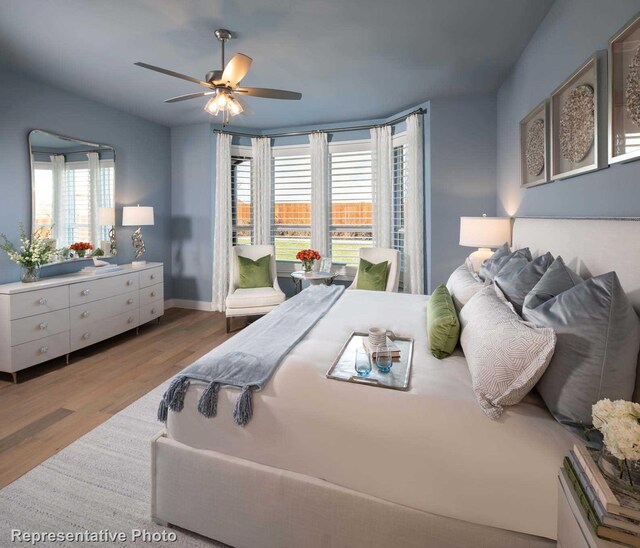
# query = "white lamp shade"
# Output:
<box><xmin>459</xmin><ymin>217</ymin><xmax>511</xmax><ymax>248</ymax></box>
<box><xmin>122</xmin><ymin>206</ymin><xmax>154</xmax><ymax>227</ymax></box>
<box><xmin>98</xmin><ymin>207</ymin><xmax>115</xmax><ymax>226</ymax></box>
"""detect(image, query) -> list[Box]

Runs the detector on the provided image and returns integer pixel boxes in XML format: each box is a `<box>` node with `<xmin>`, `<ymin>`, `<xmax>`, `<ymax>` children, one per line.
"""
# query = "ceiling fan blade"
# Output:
<box><xmin>235</xmin><ymin>87</ymin><xmax>302</xmax><ymax>100</ymax></box>
<box><xmin>135</xmin><ymin>62</ymin><xmax>212</xmax><ymax>88</ymax></box>
<box><xmin>164</xmin><ymin>91</ymin><xmax>214</xmax><ymax>103</ymax></box>
<box><xmin>221</xmin><ymin>53</ymin><xmax>252</xmax><ymax>86</ymax></box>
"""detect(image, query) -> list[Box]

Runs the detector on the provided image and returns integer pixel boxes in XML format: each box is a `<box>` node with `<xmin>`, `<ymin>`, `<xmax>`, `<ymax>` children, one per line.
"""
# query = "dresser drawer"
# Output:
<box><xmin>69</xmin><ymin>273</ymin><xmax>139</xmax><ymax>306</ymax></box>
<box><xmin>69</xmin><ymin>291</ymin><xmax>138</xmax><ymax>329</ymax></box>
<box><xmin>11</xmin><ymin>309</ymin><xmax>70</xmax><ymax>346</ymax></box>
<box><xmin>139</xmin><ymin>266</ymin><xmax>163</xmax><ymax>289</ymax></box>
<box><xmin>70</xmin><ymin>309</ymin><xmax>139</xmax><ymax>352</ymax></box>
<box><xmin>10</xmin><ymin>331</ymin><xmax>69</xmax><ymax>372</ymax></box>
<box><xmin>140</xmin><ymin>283</ymin><xmax>163</xmax><ymax>306</ymax></box>
<box><xmin>9</xmin><ymin>286</ymin><xmax>69</xmax><ymax>320</ymax></box>
<box><xmin>140</xmin><ymin>300</ymin><xmax>164</xmax><ymax>324</ymax></box>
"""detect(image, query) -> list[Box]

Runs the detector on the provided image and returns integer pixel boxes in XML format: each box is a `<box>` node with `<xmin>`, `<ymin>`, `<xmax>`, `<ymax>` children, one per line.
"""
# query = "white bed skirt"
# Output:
<box><xmin>152</xmin><ymin>431</ymin><xmax>553</xmax><ymax>548</ymax></box>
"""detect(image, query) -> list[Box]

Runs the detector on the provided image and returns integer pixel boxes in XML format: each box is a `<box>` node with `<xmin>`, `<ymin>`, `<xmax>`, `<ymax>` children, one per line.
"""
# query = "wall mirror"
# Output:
<box><xmin>29</xmin><ymin>130</ymin><xmax>116</xmax><ymax>257</ymax></box>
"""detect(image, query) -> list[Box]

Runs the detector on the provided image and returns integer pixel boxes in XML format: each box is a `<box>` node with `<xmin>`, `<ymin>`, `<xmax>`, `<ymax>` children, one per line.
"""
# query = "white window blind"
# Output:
<box><xmin>231</xmin><ymin>155</ymin><xmax>253</xmax><ymax>245</ymax></box>
<box><xmin>99</xmin><ymin>159</ymin><xmax>115</xmax><ymax>243</ymax></box>
<box><xmin>272</xmin><ymin>154</ymin><xmax>311</xmax><ymax>261</ymax></box>
<box><xmin>392</xmin><ymin>143</ymin><xmax>407</xmax><ymax>255</ymax></box>
<box><xmin>330</xmin><ymin>150</ymin><xmax>373</xmax><ymax>266</ymax></box>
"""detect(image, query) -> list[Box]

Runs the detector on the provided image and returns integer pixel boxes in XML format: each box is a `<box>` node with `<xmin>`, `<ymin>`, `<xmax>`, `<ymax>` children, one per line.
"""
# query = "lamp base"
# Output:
<box><xmin>468</xmin><ymin>248</ymin><xmax>494</xmax><ymax>272</ymax></box>
<box><xmin>131</xmin><ymin>260</ymin><xmax>147</xmax><ymax>268</ymax></box>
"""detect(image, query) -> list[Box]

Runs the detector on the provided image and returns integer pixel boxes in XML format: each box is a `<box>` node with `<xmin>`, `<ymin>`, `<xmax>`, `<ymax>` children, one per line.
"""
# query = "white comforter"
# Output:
<box><xmin>167</xmin><ymin>289</ymin><xmax>574</xmax><ymax>540</ymax></box>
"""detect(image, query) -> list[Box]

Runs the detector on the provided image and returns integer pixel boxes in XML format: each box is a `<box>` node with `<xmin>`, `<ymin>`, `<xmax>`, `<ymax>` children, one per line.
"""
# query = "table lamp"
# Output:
<box><xmin>98</xmin><ymin>207</ymin><xmax>117</xmax><ymax>256</ymax></box>
<box><xmin>459</xmin><ymin>216</ymin><xmax>512</xmax><ymax>272</ymax></box>
<box><xmin>122</xmin><ymin>205</ymin><xmax>154</xmax><ymax>267</ymax></box>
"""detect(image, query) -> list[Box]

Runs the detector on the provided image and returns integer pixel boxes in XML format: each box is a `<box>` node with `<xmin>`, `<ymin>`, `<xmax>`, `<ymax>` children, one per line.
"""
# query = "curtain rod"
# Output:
<box><xmin>212</xmin><ymin>107</ymin><xmax>425</xmax><ymax>139</ymax></box>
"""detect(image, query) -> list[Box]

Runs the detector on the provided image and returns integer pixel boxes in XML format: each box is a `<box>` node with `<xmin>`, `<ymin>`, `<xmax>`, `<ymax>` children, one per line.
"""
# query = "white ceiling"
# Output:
<box><xmin>0</xmin><ymin>0</ymin><xmax>554</xmax><ymax>129</ymax></box>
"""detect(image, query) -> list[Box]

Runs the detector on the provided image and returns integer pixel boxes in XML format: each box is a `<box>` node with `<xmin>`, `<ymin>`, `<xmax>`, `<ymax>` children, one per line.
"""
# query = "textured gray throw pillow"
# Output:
<box><xmin>479</xmin><ymin>246</ymin><xmax>532</xmax><ymax>282</ymax></box>
<box><xmin>522</xmin><ymin>256</ymin><xmax>583</xmax><ymax>310</ymax></box>
<box><xmin>478</xmin><ymin>242</ymin><xmax>510</xmax><ymax>281</ymax></box>
<box><xmin>523</xmin><ymin>269</ymin><xmax>640</xmax><ymax>428</ymax></box>
<box><xmin>459</xmin><ymin>285</ymin><xmax>556</xmax><ymax>420</ymax></box>
<box><xmin>495</xmin><ymin>252</ymin><xmax>554</xmax><ymax>315</ymax></box>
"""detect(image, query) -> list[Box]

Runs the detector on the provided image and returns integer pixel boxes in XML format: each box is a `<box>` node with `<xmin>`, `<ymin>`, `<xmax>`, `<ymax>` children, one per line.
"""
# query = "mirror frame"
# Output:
<box><xmin>28</xmin><ymin>129</ymin><xmax>117</xmax><ymax>261</ymax></box>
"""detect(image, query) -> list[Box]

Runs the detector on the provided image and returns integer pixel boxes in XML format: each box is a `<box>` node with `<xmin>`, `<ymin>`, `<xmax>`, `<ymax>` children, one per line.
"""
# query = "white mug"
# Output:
<box><xmin>368</xmin><ymin>327</ymin><xmax>389</xmax><ymax>346</ymax></box>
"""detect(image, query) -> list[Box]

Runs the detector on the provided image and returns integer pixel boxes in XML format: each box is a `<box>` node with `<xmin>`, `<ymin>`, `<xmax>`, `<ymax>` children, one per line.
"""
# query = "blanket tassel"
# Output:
<box><xmin>197</xmin><ymin>381</ymin><xmax>221</xmax><ymax>418</ymax></box>
<box><xmin>157</xmin><ymin>375</ymin><xmax>190</xmax><ymax>423</ymax></box>
<box><xmin>233</xmin><ymin>386</ymin><xmax>254</xmax><ymax>427</ymax></box>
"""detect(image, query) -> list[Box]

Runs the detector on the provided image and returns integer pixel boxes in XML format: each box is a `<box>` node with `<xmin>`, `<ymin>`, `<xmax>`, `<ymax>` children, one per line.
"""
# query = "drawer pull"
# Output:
<box><xmin>150</xmin><ymin>274</ymin><xmax>156</xmax><ymax>280</ymax></box>
<box><xmin>38</xmin><ymin>298</ymin><xmax>48</xmax><ymax>305</ymax></box>
<box><xmin>39</xmin><ymin>322</ymin><xmax>48</xmax><ymax>330</ymax></box>
<box><xmin>150</xmin><ymin>291</ymin><xmax>156</xmax><ymax>297</ymax></box>
<box><xmin>126</xmin><ymin>280</ymin><xmax>133</xmax><ymax>286</ymax></box>
<box><xmin>81</xmin><ymin>289</ymin><xmax>90</xmax><ymax>296</ymax></box>
<box><xmin>82</xmin><ymin>332</ymin><xmax>91</xmax><ymax>340</ymax></box>
<box><xmin>39</xmin><ymin>346</ymin><xmax>48</xmax><ymax>354</ymax></box>
<box><xmin>127</xmin><ymin>317</ymin><xmax>134</xmax><ymax>324</ymax></box>
<box><xmin>127</xmin><ymin>298</ymin><xmax>134</xmax><ymax>305</ymax></box>
<box><xmin>151</xmin><ymin>308</ymin><xmax>156</xmax><ymax>315</ymax></box>
<box><xmin>82</xmin><ymin>311</ymin><xmax>90</xmax><ymax>318</ymax></box>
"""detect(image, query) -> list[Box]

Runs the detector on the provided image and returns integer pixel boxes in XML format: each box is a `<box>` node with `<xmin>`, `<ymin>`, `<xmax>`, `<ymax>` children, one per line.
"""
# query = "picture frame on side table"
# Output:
<box><xmin>609</xmin><ymin>12</ymin><xmax>640</xmax><ymax>164</ymax></box>
<box><xmin>520</xmin><ymin>100</ymin><xmax>549</xmax><ymax>188</ymax></box>
<box><xmin>550</xmin><ymin>53</ymin><xmax>607</xmax><ymax>180</ymax></box>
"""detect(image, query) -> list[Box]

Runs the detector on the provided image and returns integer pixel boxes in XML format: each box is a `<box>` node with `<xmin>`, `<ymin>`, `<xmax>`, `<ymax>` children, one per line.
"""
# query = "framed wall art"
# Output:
<box><xmin>550</xmin><ymin>53</ymin><xmax>607</xmax><ymax>180</ymax></box>
<box><xmin>609</xmin><ymin>12</ymin><xmax>640</xmax><ymax>164</ymax></box>
<box><xmin>520</xmin><ymin>100</ymin><xmax>549</xmax><ymax>188</ymax></box>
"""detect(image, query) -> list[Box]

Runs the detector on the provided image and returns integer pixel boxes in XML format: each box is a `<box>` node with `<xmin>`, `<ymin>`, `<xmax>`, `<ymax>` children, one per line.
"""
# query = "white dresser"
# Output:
<box><xmin>0</xmin><ymin>262</ymin><xmax>164</xmax><ymax>382</ymax></box>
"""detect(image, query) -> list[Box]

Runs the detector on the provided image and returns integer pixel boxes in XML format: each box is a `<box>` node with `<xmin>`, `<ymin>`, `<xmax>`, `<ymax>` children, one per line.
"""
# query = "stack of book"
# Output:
<box><xmin>362</xmin><ymin>337</ymin><xmax>401</xmax><ymax>361</ymax></box>
<box><xmin>80</xmin><ymin>264</ymin><xmax>122</xmax><ymax>275</ymax></box>
<box><xmin>563</xmin><ymin>444</ymin><xmax>640</xmax><ymax>546</ymax></box>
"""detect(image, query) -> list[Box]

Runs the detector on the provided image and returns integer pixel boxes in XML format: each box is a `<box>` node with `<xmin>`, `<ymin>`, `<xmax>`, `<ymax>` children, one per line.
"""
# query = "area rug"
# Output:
<box><xmin>0</xmin><ymin>381</ymin><xmax>227</xmax><ymax>547</ymax></box>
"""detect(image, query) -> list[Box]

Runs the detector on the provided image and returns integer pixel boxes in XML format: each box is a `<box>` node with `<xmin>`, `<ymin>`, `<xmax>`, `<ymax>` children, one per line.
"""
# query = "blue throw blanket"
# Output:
<box><xmin>158</xmin><ymin>284</ymin><xmax>345</xmax><ymax>427</ymax></box>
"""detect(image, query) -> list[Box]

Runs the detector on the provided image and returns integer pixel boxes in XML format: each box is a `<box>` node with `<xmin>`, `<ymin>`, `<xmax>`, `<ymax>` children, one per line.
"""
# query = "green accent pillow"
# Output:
<box><xmin>427</xmin><ymin>284</ymin><xmax>460</xmax><ymax>359</ymax></box>
<box><xmin>237</xmin><ymin>254</ymin><xmax>272</xmax><ymax>289</ymax></box>
<box><xmin>356</xmin><ymin>259</ymin><xmax>389</xmax><ymax>291</ymax></box>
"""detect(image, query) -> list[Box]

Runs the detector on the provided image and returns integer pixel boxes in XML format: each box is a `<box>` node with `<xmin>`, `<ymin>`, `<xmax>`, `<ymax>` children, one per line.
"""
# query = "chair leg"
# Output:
<box><xmin>11</xmin><ymin>372</ymin><xmax>17</xmax><ymax>384</ymax></box>
<box><xmin>226</xmin><ymin>316</ymin><xmax>231</xmax><ymax>333</ymax></box>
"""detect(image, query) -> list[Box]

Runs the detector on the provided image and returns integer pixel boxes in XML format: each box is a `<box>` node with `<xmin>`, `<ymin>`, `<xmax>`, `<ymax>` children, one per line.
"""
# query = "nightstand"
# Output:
<box><xmin>558</xmin><ymin>468</ymin><xmax>620</xmax><ymax>548</ymax></box>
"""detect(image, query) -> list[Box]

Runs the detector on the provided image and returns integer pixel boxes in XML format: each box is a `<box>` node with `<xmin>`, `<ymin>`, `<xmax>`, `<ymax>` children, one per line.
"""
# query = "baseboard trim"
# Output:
<box><xmin>164</xmin><ymin>299</ymin><xmax>215</xmax><ymax>312</ymax></box>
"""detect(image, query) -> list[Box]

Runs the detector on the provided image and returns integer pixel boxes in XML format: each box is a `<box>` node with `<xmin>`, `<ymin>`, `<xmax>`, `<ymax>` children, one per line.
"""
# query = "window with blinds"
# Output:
<box><xmin>33</xmin><ymin>163</ymin><xmax>53</xmax><ymax>238</ymax></box>
<box><xmin>330</xmin><ymin>150</ymin><xmax>373</xmax><ymax>266</ymax></box>
<box><xmin>272</xmin><ymin>154</ymin><xmax>311</xmax><ymax>260</ymax></box>
<box><xmin>64</xmin><ymin>163</ymin><xmax>91</xmax><ymax>245</ymax></box>
<box><xmin>392</xmin><ymin>144</ymin><xmax>407</xmax><ymax>255</ymax></box>
<box><xmin>231</xmin><ymin>155</ymin><xmax>253</xmax><ymax>245</ymax></box>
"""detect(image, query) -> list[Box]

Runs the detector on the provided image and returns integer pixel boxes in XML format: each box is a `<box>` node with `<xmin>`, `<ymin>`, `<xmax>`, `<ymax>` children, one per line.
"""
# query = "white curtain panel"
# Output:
<box><xmin>309</xmin><ymin>132</ymin><xmax>329</xmax><ymax>256</ymax></box>
<box><xmin>50</xmin><ymin>154</ymin><xmax>66</xmax><ymax>246</ymax></box>
<box><xmin>251</xmin><ymin>137</ymin><xmax>272</xmax><ymax>245</ymax></box>
<box><xmin>213</xmin><ymin>133</ymin><xmax>232</xmax><ymax>311</ymax></box>
<box><xmin>87</xmin><ymin>152</ymin><xmax>101</xmax><ymax>249</ymax></box>
<box><xmin>405</xmin><ymin>113</ymin><xmax>425</xmax><ymax>295</ymax></box>
<box><xmin>370</xmin><ymin>125</ymin><xmax>393</xmax><ymax>248</ymax></box>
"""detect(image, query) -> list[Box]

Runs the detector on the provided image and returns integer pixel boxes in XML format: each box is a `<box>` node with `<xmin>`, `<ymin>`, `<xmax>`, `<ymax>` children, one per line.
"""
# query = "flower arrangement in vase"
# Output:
<box><xmin>296</xmin><ymin>249</ymin><xmax>321</xmax><ymax>273</ymax></box>
<box><xmin>70</xmin><ymin>241</ymin><xmax>93</xmax><ymax>258</ymax></box>
<box><xmin>0</xmin><ymin>224</ymin><xmax>57</xmax><ymax>282</ymax></box>
<box><xmin>592</xmin><ymin>399</ymin><xmax>640</xmax><ymax>487</ymax></box>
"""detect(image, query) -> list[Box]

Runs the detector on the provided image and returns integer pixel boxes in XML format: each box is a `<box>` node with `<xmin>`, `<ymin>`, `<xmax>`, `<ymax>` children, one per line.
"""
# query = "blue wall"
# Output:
<box><xmin>0</xmin><ymin>64</ymin><xmax>172</xmax><ymax>292</ymax></box>
<box><xmin>497</xmin><ymin>0</ymin><xmax>640</xmax><ymax>217</ymax></box>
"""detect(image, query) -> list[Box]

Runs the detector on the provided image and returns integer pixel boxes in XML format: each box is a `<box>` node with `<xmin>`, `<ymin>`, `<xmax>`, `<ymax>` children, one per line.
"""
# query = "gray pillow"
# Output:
<box><xmin>478</xmin><ymin>243</ymin><xmax>510</xmax><ymax>281</ymax></box>
<box><xmin>494</xmin><ymin>252</ymin><xmax>554</xmax><ymax>315</ymax></box>
<box><xmin>523</xmin><ymin>270</ymin><xmax>640</xmax><ymax>428</ymax></box>
<box><xmin>479</xmin><ymin>246</ymin><xmax>532</xmax><ymax>282</ymax></box>
<box><xmin>523</xmin><ymin>256</ymin><xmax>583</xmax><ymax>310</ymax></box>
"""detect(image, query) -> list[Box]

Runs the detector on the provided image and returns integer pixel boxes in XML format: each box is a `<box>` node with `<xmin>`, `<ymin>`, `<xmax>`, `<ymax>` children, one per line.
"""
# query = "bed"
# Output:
<box><xmin>152</xmin><ymin>217</ymin><xmax>640</xmax><ymax>548</ymax></box>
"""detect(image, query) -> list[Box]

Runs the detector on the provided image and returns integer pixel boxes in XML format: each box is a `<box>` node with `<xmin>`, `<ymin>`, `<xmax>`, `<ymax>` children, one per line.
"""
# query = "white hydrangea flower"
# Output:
<box><xmin>593</xmin><ymin>398</ymin><xmax>640</xmax><ymax>461</ymax></box>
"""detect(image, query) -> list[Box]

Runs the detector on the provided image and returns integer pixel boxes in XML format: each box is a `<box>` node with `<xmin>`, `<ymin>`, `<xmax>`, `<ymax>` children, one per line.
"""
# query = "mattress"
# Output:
<box><xmin>166</xmin><ymin>289</ymin><xmax>575</xmax><ymax>540</ymax></box>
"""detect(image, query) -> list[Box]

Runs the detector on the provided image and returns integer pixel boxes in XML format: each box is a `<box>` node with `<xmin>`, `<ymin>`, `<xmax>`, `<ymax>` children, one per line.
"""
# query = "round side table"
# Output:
<box><xmin>291</xmin><ymin>271</ymin><xmax>337</xmax><ymax>294</ymax></box>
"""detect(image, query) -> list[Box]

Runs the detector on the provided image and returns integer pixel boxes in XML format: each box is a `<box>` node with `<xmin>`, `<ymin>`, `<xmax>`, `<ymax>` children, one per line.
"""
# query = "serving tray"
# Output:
<box><xmin>326</xmin><ymin>331</ymin><xmax>414</xmax><ymax>391</ymax></box>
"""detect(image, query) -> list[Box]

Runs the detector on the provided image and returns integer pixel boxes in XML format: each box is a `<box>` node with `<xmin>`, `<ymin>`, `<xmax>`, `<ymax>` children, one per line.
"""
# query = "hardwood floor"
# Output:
<box><xmin>0</xmin><ymin>307</ymin><xmax>234</xmax><ymax>489</ymax></box>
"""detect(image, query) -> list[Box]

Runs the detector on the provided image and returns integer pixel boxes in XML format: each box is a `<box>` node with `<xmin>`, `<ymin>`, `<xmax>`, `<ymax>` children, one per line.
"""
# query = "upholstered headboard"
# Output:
<box><xmin>512</xmin><ymin>217</ymin><xmax>640</xmax><ymax>402</ymax></box>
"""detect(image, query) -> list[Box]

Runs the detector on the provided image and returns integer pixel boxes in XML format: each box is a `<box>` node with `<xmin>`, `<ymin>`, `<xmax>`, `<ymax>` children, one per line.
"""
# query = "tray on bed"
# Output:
<box><xmin>326</xmin><ymin>331</ymin><xmax>414</xmax><ymax>391</ymax></box>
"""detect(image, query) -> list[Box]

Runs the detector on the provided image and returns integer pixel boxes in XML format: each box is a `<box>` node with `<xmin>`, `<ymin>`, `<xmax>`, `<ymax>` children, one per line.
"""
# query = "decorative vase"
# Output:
<box><xmin>302</xmin><ymin>259</ymin><xmax>314</xmax><ymax>273</ymax></box>
<box><xmin>77</xmin><ymin>250</ymin><xmax>86</xmax><ymax>258</ymax></box>
<box><xmin>21</xmin><ymin>266</ymin><xmax>40</xmax><ymax>283</ymax></box>
<box><xmin>599</xmin><ymin>448</ymin><xmax>640</xmax><ymax>488</ymax></box>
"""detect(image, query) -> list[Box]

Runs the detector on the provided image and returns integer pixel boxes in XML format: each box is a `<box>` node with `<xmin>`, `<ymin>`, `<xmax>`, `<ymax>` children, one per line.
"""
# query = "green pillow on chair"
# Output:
<box><xmin>427</xmin><ymin>284</ymin><xmax>460</xmax><ymax>359</ymax></box>
<box><xmin>356</xmin><ymin>259</ymin><xmax>389</xmax><ymax>291</ymax></box>
<box><xmin>238</xmin><ymin>254</ymin><xmax>273</xmax><ymax>289</ymax></box>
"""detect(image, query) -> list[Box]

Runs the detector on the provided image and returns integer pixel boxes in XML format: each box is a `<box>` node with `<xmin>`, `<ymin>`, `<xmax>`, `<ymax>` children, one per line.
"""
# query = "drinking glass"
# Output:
<box><xmin>354</xmin><ymin>348</ymin><xmax>372</xmax><ymax>377</ymax></box>
<box><xmin>375</xmin><ymin>344</ymin><xmax>393</xmax><ymax>374</ymax></box>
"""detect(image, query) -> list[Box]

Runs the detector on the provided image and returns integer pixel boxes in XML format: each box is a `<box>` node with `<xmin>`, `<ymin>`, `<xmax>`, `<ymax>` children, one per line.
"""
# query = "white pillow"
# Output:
<box><xmin>459</xmin><ymin>285</ymin><xmax>556</xmax><ymax>420</ymax></box>
<box><xmin>445</xmin><ymin>259</ymin><xmax>484</xmax><ymax>312</ymax></box>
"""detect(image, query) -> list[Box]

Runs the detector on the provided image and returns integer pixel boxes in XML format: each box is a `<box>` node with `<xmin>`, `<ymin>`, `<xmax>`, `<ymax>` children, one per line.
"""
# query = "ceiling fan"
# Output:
<box><xmin>135</xmin><ymin>29</ymin><xmax>302</xmax><ymax>123</ymax></box>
